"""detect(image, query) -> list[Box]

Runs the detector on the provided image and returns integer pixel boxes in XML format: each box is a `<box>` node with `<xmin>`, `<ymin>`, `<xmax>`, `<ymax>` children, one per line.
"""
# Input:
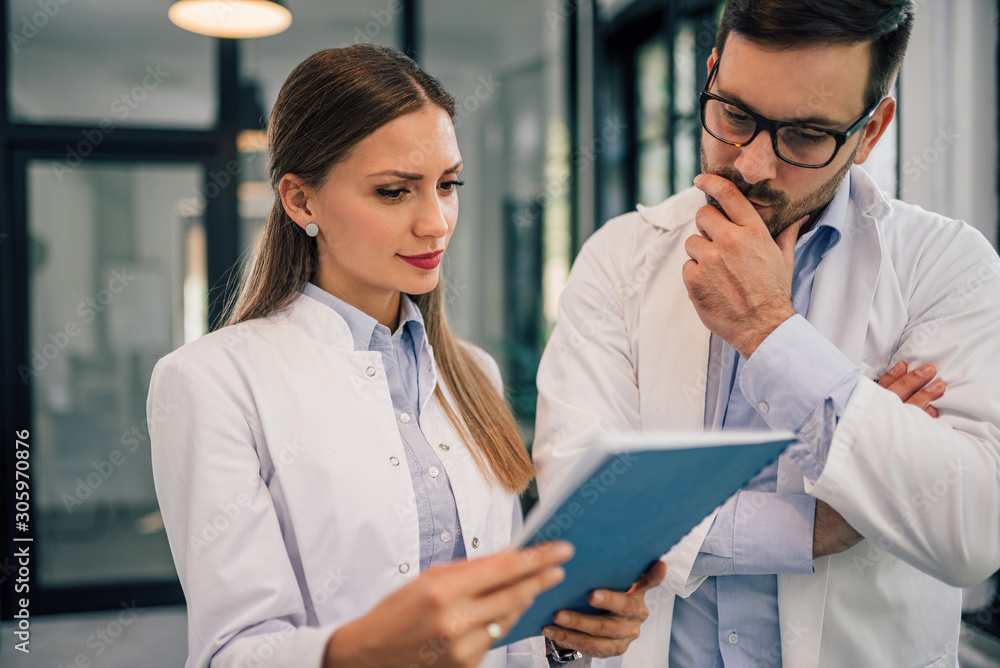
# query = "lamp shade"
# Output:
<box><xmin>168</xmin><ymin>0</ymin><xmax>292</xmax><ymax>38</ymax></box>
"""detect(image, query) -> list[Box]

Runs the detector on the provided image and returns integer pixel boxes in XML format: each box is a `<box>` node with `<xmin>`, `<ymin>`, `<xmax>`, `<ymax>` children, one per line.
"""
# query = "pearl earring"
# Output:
<box><xmin>305</xmin><ymin>223</ymin><xmax>319</xmax><ymax>237</ymax></box>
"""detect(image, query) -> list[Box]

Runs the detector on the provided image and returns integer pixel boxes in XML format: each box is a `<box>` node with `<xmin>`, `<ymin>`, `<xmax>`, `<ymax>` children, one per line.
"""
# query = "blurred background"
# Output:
<box><xmin>0</xmin><ymin>0</ymin><xmax>997</xmax><ymax>665</ymax></box>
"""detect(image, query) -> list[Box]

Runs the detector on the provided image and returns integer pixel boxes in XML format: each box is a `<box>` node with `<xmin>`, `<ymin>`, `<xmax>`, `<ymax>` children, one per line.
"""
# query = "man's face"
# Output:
<box><xmin>700</xmin><ymin>34</ymin><xmax>887</xmax><ymax>236</ymax></box>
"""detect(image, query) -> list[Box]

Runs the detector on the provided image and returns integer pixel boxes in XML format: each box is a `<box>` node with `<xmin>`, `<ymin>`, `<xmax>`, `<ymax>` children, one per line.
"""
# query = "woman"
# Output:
<box><xmin>149</xmin><ymin>44</ymin><xmax>662</xmax><ymax>668</ymax></box>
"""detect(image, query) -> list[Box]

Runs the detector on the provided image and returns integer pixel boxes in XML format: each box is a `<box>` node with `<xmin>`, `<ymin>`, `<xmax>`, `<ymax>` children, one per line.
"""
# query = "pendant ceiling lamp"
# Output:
<box><xmin>169</xmin><ymin>0</ymin><xmax>292</xmax><ymax>39</ymax></box>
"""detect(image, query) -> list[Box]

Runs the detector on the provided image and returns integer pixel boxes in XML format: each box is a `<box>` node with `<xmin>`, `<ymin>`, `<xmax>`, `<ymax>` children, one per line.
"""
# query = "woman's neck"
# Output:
<box><xmin>313</xmin><ymin>273</ymin><xmax>401</xmax><ymax>332</ymax></box>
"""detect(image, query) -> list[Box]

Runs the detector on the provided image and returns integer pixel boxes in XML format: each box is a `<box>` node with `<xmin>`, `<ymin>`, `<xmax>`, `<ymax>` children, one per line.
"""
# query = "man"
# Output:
<box><xmin>533</xmin><ymin>0</ymin><xmax>1000</xmax><ymax>666</ymax></box>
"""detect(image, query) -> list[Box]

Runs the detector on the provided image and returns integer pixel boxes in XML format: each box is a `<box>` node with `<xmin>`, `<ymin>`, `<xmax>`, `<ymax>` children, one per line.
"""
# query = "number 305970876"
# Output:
<box><xmin>14</xmin><ymin>430</ymin><xmax>31</xmax><ymax>529</ymax></box>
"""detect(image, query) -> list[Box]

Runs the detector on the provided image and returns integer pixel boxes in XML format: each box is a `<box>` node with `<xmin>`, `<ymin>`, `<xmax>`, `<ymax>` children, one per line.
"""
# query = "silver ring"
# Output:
<box><xmin>486</xmin><ymin>622</ymin><xmax>503</xmax><ymax>640</ymax></box>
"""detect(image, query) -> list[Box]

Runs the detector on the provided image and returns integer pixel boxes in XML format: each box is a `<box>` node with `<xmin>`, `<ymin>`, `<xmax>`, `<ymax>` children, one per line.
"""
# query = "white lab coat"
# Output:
<box><xmin>534</xmin><ymin>165</ymin><xmax>1000</xmax><ymax>668</ymax></box>
<box><xmin>149</xmin><ymin>290</ymin><xmax>548</xmax><ymax>668</ymax></box>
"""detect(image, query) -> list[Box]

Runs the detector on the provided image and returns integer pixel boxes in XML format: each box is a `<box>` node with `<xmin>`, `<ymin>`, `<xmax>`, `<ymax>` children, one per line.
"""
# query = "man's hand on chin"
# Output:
<box><xmin>682</xmin><ymin>173</ymin><xmax>809</xmax><ymax>358</ymax></box>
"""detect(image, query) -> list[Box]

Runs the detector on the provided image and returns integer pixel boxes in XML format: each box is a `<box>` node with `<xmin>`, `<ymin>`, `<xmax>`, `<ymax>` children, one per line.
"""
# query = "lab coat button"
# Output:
<box><xmin>438</xmin><ymin>443</ymin><xmax>450</xmax><ymax>452</ymax></box>
<box><xmin>400</xmin><ymin>412</ymin><xmax>411</xmax><ymax>424</ymax></box>
<box><xmin>365</xmin><ymin>365</ymin><xmax>376</xmax><ymax>377</ymax></box>
<box><xmin>428</xmin><ymin>466</ymin><xmax>440</xmax><ymax>478</ymax></box>
<box><xmin>757</xmin><ymin>401</ymin><xmax>769</xmax><ymax>414</ymax></box>
<box><xmin>389</xmin><ymin>456</ymin><xmax>400</xmax><ymax>466</ymax></box>
<box><xmin>728</xmin><ymin>632</ymin><xmax>739</xmax><ymax>645</ymax></box>
<box><xmin>398</xmin><ymin>562</ymin><xmax>410</xmax><ymax>574</ymax></box>
<box><xmin>471</xmin><ymin>537</ymin><xmax>480</xmax><ymax>549</ymax></box>
<box><xmin>441</xmin><ymin>531</ymin><xmax>452</xmax><ymax>543</ymax></box>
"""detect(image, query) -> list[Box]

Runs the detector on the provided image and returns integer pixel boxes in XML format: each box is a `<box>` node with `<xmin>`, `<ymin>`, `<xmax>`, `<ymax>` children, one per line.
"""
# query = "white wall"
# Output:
<box><xmin>899</xmin><ymin>0</ymin><xmax>998</xmax><ymax>248</ymax></box>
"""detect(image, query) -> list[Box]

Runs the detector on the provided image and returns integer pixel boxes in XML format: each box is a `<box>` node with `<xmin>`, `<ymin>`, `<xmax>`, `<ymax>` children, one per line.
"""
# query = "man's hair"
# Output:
<box><xmin>716</xmin><ymin>0</ymin><xmax>915</xmax><ymax>110</ymax></box>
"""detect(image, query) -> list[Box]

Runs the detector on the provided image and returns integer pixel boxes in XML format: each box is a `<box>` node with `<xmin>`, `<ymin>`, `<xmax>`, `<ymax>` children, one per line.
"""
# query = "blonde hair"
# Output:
<box><xmin>222</xmin><ymin>44</ymin><xmax>533</xmax><ymax>493</ymax></box>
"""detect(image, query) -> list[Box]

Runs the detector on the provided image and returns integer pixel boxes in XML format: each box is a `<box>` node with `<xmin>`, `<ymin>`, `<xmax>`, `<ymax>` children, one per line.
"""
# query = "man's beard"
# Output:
<box><xmin>698</xmin><ymin>141</ymin><xmax>858</xmax><ymax>237</ymax></box>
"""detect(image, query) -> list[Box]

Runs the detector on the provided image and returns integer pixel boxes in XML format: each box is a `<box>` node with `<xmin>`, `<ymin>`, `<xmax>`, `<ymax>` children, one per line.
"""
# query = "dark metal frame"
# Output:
<box><xmin>0</xmin><ymin>0</ymin><xmax>415</xmax><ymax>620</ymax></box>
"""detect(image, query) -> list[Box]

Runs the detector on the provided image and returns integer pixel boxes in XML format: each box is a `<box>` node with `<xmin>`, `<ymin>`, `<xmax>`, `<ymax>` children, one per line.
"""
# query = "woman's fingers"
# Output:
<box><xmin>463</xmin><ymin>561</ymin><xmax>567</xmax><ymax>633</ymax></box>
<box><xmin>457</xmin><ymin>541</ymin><xmax>574</xmax><ymax>597</ymax></box>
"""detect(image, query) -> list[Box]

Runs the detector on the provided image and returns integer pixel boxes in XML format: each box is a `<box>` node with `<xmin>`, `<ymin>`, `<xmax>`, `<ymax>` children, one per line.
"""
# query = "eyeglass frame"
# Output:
<box><xmin>699</xmin><ymin>56</ymin><xmax>883</xmax><ymax>169</ymax></box>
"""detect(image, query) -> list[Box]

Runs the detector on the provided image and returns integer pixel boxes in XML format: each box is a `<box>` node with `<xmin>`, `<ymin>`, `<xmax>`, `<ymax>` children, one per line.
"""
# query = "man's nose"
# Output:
<box><xmin>733</xmin><ymin>131</ymin><xmax>779</xmax><ymax>185</ymax></box>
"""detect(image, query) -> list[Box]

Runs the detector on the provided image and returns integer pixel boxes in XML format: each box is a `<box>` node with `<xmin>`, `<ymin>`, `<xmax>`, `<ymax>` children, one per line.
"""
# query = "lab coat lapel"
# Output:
<box><xmin>636</xmin><ymin>193</ymin><xmax>712</xmax><ymax>432</ymax></box>
<box><xmin>777</xmin><ymin>168</ymin><xmax>889</xmax><ymax>668</ymax></box>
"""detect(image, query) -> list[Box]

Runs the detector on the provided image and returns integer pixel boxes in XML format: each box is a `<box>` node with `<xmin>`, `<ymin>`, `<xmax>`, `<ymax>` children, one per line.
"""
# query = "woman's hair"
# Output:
<box><xmin>222</xmin><ymin>43</ymin><xmax>534</xmax><ymax>493</ymax></box>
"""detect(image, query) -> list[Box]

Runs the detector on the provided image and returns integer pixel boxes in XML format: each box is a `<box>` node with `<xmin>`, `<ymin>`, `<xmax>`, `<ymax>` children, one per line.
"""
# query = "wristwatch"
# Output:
<box><xmin>546</xmin><ymin>637</ymin><xmax>584</xmax><ymax>664</ymax></box>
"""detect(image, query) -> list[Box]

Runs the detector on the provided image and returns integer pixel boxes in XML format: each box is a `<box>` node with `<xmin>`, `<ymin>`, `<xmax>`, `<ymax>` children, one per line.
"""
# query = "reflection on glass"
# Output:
<box><xmin>26</xmin><ymin>161</ymin><xmax>203</xmax><ymax>587</ymax></box>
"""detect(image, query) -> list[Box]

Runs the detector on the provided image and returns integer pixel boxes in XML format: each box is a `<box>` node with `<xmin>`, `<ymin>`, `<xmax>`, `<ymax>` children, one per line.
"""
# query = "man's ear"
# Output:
<box><xmin>707</xmin><ymin>48</ymin><xmax>719</xmax><ymax>76</ymax></box>
<box><xmin>854</xmin><ymin>97</ymin><xmax>896</xmax><ymax>165</ymax></box>
<box><xmin>279</xmin><ymin>173</ymin><xmax>315</xmax><ymax>229</ymax></box>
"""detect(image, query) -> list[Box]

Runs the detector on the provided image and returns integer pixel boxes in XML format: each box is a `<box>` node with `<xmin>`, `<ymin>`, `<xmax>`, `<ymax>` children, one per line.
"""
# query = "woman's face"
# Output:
<box><xmin>282</xmin><ymin>105</ymin><xmax>462</xmax><ymax>323</ymax></box>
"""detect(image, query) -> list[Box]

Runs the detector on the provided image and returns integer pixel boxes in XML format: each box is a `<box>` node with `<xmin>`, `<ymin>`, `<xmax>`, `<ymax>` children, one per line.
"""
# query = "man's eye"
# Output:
<box><xmin>789</xmin><ymin>129</ymin><xmax>827</xmax><ymax>143</ymax></box>
<box><xmin>722</xmin><ymin>106</ymin><xmax>751</xmax><ymax>123</ymax></box>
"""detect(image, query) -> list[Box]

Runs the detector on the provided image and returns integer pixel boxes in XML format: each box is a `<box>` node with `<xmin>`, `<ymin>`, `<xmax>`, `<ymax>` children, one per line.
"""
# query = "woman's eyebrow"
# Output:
<box><xmin>367</xmin><ymin>161</ymin><xmax>463</xmax><ymax>180</ymax></box>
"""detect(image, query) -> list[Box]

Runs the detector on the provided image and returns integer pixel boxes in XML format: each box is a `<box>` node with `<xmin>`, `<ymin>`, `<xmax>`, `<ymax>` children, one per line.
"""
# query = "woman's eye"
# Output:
<box><xmin>440</xmin><ymin>180</ymin><xmax>465</xmax><ymax>192</ymax></box>
<box><xmin>377</xmin><ymin>188</ymin><xmax>407</xmax><ymax>200</ymax></box>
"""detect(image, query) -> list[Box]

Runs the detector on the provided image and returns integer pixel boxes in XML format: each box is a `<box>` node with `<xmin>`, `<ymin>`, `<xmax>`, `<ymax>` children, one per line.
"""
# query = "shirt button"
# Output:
<box><xmin>428</xmin><ymin>466</ymin><xmax>440</xmax><ymax>478</ymax></box>
<box><xmin>389</xmin><ymin>456</ymin><xmax>399</xmax><ymax>466</ymax></box>
<box><xmin>441</xmin><ymin>531</ymin><xmax>452</xmax><ymax>543</ymax></box>
<box><xmin>399</xmin><ymin>412</ymin><xmax>411</xmax><ymax>424</ymax></box>
<box><xmin>365</xmin><ymin>365</ymin><xmax>376</xmax><ymax>377</ymax></box>
<box><xmin>438</xmin><ymin>443</ymin><xmax>450</xmax><ymax>452</ymax></box>
<box><xmin>757</xmin><ymin>401</ymin><xmax>769</xmax><ymax>414</ymax></box>
<box><xmin>728</xmin><ymin>632</ymin><xmax>739</xmax><ymax>645</ymax></box>
<box><xmin>398</xmin><ymin>562</ymin><xmax>410</xmax><ymax>574</ymax></box>
<box><xmin>471</xmin><ymin>537</ymin><xmax>480</xmax><ymax>549</ymax></box>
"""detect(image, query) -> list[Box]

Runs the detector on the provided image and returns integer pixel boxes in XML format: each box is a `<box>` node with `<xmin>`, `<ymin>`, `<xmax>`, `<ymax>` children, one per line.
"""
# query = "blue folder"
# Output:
<box><xmin>501</xmin><ymin>430</ymin><xmax>796</xmax><ymax>646</ymax></box>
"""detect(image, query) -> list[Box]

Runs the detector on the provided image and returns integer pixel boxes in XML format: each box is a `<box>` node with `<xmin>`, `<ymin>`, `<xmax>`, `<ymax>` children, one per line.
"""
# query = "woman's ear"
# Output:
<box><xmin>279</xmin><ymin>173</ymin><xmax>315</xmax><ymax>229</ymax></box>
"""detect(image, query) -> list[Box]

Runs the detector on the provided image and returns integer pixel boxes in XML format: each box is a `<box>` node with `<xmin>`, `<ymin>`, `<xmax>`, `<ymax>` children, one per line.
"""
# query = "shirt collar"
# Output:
<box><xmin>300</xmin><ymin>282</ymin><xmax>426</xmax><ymax>352</ymax></box>
<box><xmin>795</xmin><ymin>170</ymin><xmax>852</xmax><ymax>257</ymax></box>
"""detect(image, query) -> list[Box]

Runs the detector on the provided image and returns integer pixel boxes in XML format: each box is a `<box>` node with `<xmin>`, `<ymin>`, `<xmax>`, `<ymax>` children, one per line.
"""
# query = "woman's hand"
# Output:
<box><xmin>541</xmin><ymin>559</ymin><xmax>667</xmax><ymax>659</ymax></box>
<box><xmin>324</xmin><ymin>541</ymin><xmax>574</xmax><ymax>668</ymax></box>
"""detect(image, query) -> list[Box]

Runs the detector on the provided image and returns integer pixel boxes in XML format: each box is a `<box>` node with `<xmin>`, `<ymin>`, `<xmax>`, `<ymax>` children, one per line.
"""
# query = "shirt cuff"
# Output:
<box><xmin>733</xmin><ymin>492</ymin><xmax>816</xmax><ymax>575</ymax></box>
<box><xmin>691</xmin><ymin>493</ymin><xmax>738</xmax><ymax>577</ymax></box>
<box><xmin>740</xmin><ymin>314</ymin><xmax>860</xmax><ymax>434</ymax></box>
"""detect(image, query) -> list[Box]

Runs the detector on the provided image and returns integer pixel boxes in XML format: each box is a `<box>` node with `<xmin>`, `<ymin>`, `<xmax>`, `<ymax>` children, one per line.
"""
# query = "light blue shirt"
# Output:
<box><xmin>670</xmin><ymin>174</ymin><xmax>864</xmax><ymax>667</ymax></box>
<box><xmin>301</xmin><ymin>283</ymin><xmax>467</xmax><ymax>572</ymax></box>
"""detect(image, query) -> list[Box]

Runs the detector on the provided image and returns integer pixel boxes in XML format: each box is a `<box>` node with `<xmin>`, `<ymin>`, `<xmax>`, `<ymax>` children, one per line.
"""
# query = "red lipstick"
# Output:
<box><xmin>398</xmin><ymin>250</ymin><xmax>443</xmax><ymax>270</ymax></box>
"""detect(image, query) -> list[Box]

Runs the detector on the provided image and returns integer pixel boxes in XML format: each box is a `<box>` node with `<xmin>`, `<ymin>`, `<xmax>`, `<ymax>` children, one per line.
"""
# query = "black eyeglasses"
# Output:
<box><xmin>699</xmin><ymin>57</ymin><xmax>881</xmax><ymax>168</ymax></box>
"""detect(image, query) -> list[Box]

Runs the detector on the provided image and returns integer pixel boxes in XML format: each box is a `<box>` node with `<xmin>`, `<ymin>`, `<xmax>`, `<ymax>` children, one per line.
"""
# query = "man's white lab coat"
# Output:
<box><xmin>534</xmin><ymin>166</ymin><xmax>1000</xmax><ymax>668</ymax></box>
<box><xmin>149</xmin><ymin>291</ymin><xmax>548</xmax><ymax>667</ymax></box>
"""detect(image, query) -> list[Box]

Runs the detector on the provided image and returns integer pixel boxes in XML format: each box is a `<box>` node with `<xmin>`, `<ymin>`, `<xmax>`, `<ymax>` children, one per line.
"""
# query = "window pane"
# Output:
<box><xmin>240</xmin><ymin>1</ymin><xmax>400</xmax><ymax>121</ymax></box>
<box><xmin>26</xmin><ymin>161</ymin><xmax>204</xmax><ymax>587</ymax></box>
<box><xmin>8</xmin><ymin>0</ymin><xmax>215</xmax><ymax>127</ymax></box>
<box><xmin>639</xmin><ymin>139</ymin><xmax>670</xmax><ymax>205</ymax></box>
<box><xmin>674</xmin><ymin>23</ymin><xmax>697</xmax><ymax>117</ymax></box>
<box><xmin>420</xmin><ymin>0</ymin><xmax>573</xmax><ymax>421</ymax></box>
<box><xmin>637</xmin><ymin>37</ymin><xmax>669</xmax><ymax>142</ymax></box>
